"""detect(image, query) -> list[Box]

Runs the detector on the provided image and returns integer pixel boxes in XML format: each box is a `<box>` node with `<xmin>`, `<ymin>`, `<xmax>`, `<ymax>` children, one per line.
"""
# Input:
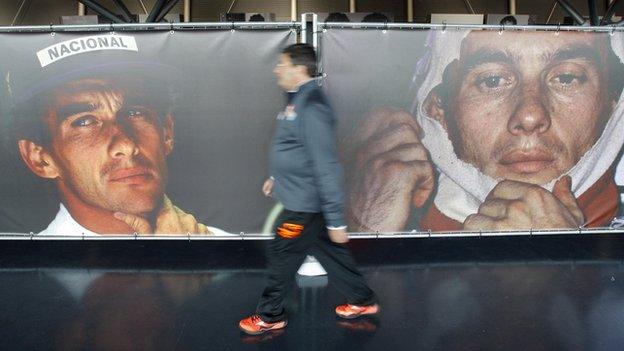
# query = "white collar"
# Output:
<box><xmin>38</xmin><ymin>203</ymin><xmax>235</xmax><ymax>236</ymax></box>
<box><xmin>39</xmin><ymin>204</ymin><xmax>99</xmax><ymax>236</ymax></box>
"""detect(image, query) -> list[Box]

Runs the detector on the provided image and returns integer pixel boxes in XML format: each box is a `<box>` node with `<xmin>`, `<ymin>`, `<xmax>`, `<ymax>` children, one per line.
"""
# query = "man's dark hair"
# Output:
<box><xmin>325</xmin><ymin>12</ymin><xmax>350</xmax><ymax>22</ymax></box>
<box><xmin>282</xmin><ymin>44</ymin><xmax>317</xmax><ymax>77</ymax></box>
<box><xmin>362</xmin><ymin>12</ymin><xmax>389</xmax><ymax>23</ymax></box>
<box><xmin>499</xmin><ymin>16</ymin><xmax>518</xmax><ymax>26</ymax></box>
<box><xmin>249</xmin><ymin>13</ymin><xmax>265</xmax><ymax>22</ymax></box>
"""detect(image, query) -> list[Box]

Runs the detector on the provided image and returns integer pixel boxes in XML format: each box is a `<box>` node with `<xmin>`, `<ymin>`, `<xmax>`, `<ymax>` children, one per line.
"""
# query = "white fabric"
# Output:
<box><xmin>51</xmin><ymin>271</ymin><xmax>103</xmax><ymax>301</ymax></box>
<box><xmin>616</xmin><ymin>156</ymin><xmax>624</xmax><ymax>186</ymax></box>
<box><xmin>412</xmin><ymin>30</ymin><xmax>624</xmax><ymax>223</ymax></box>
<box><xmin>39</xmin><ymin>204</ymin><xmax>99</xmax><ymax>236</ymax></box>
<box><xmin>39</xmin><ymin>203</ymin><xmax>233</xmax><ymax>236</ymax></box>
<box><xmin>297</xmin><ymin>255</ymin><xmax>327</xmax><ymax>276</ymax></box>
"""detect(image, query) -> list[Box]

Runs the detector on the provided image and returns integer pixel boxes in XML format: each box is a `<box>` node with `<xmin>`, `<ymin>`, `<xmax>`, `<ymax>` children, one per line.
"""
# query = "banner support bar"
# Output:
<box><xmin>1</xmin><ymin>227</ymin><xmax>624</xmax><ymax>240</ymax></box>
<box><xmin>0</xmin><ymin>21</ymin><xmax>302</xmax><ymax>33</ymax></box>
<box><xmin>319</xmin><ymin>21</ymin><xmax>624</xmax><ymax>32</ymax></box>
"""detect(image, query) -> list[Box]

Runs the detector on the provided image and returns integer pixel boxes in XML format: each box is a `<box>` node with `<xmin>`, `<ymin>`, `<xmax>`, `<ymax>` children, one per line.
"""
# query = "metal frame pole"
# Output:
<box><xmin>546</xmin><ymin>0</ymin><xmax>558</xmax><ymax>24</ymax></box>
<box><xmin>112</xmin><ymin>0</ymin><xmax>134</xmax><ymax>22</ymax></box>
<box><xmin>291</xmin><ymin>0</ymin><xmax>297</xmax><ymax>21</ymax></box>
<box><xmin>78</xmin><ymin>2</ymin><xmax>86</xmax><ymax>16</ymax></box>
<box><xmin>318</xmin><ymin>21</ymin><xmax>623</xmax><ymax>31</ymax></box>
<box><xmin>312</xmin><ymin>13</ymin><xmax>318</xmax><ymax>50</ymax></box>
<box><xmin>137</xmin><ymin>0</ymin><xmax>148</xmax><ymax>14</ymax></box>
<box><xmin>155</xmin><ymin>0</ymin><xmax>181</xmax><ymax>22</ymax></box>
<box><xmin>601</xmin><ymin>0</ymin><xmax>620</xmax><ymax>24</ymax></box>
<box><xmin>301</xmin><ymin>13</ymin><xmax>307</xmax><ymax>44</ymax></box>
<box><xmin>184</xmin><ymin>0</ymin><xmax>191</xmax><ymax>22</ymax></box>
<box><xmin>0</xmin><ymin>22</ymin><xmax>301</xmax><ymax>33</ymax></box>
<box><xmin>6</xmin><ymin>21</ymin><xmax>624</xmax><ymax>33</ymax></box>
<box><xmin>407</xmin><ymin>0</ymin><xmax>413</xmax><ymax>22</ymax></box>
<box><xmin>78</xmin><ymin>0</ymin><xmax>126</xmax><ymax>23</ymax></box>
<box><xmin>509</xmin><ymin>0</ymin><xmax>517</xmax><ymax>15</ymax></box>
<box><xmin>556</xmin><ymin>0</ymin><xmax>586</xmax><ymax>25</ymax></box>
<box><xmin>349</xmin><ymin>0</ymin><xmax>356</xmax><ymax>13</ymax></box>
<box><xmin>463</xmin><ymin>0</ymin><xmax>476</xmax><ymax>14</ymax></box>
<box><xmin>588</xmin><ymin>0</ymin><xmax>600</xmax><ymax>25</ymax></box>
<box><xmin>11</xmin><ymin>0</ymin><xmax>29</xmax><ymax>26</ymax></box>
<box><xmin>146</xmin><ymin>0</ymin><xmax>167</xmax><ymax>22</ymax></box>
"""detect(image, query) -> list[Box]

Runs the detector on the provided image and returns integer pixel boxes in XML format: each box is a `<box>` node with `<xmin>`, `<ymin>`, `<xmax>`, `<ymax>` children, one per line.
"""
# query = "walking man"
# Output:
<box><xmin>239</xmin><ymin>44</ymin><xmax>378</xmax><ymax>335</ymax></box>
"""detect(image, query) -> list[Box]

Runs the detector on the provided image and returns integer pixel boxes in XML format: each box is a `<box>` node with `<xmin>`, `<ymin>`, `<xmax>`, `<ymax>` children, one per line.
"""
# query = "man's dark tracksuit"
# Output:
<box><xmin>256</xmin><ymin>80</ymin><xmax>377</xmax><ymax>322</ymax></box>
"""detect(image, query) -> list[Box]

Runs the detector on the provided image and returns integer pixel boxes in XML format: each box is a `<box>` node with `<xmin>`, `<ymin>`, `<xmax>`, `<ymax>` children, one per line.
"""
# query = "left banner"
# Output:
<box><xmin>0</xmin><ymin>29</ymin><xmax>295</xmax><ymax>236</ymax></box>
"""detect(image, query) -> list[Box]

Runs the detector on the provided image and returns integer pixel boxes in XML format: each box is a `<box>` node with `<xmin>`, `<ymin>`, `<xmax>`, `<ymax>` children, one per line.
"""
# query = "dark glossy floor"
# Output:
<box><xmin>2</xmin><ymin>235</ymin><xmax>624</xmax><ymax>350</ymax></box>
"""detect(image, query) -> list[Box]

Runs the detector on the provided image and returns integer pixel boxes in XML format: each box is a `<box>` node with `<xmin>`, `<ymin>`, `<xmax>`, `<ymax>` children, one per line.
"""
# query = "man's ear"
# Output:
<box><xmin>423</xmin><ymin>86</ymin><xmax>449</xmax><ymax>131</ymax></box>
<box><xmin>17</xmin><ymin>140</ymin><xmax>60</xmax><ymax>179</ymax></box>
<box><xmin>163</xmin><ymin>114</ymin><xmax>175</xmax><ymax>155</ymax></box>
<box><xmin>297</xmin><ymin>65</ymin><xmax>310</xmax><ymax>78</ymax></box>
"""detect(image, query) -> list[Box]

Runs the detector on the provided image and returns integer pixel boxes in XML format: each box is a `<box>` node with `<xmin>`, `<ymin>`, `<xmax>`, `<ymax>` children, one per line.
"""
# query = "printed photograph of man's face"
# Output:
<box><xmin>14</xmin><ymin>73</ymin><xmax>215</xmax><ymax>235</ymax></box>
<box><xmin>425</xmin><ymin>31</ymin><xmax>621</xmax><ymax>185</ymax></box>
<box><xmin>345</xmin><ymin>30</ymin><xmax>624</xmax><ymax>232</ymax></box>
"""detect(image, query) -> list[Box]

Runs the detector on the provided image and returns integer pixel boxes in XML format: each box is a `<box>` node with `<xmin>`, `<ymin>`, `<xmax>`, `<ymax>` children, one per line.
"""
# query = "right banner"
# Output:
<box><xmin>322</xmin><ymin>28</ymin><xmax>624</xmax><ymax>233</ymax></box>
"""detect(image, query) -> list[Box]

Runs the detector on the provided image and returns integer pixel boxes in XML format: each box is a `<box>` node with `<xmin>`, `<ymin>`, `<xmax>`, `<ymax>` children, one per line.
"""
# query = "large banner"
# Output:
<box><xmin>323</xmin><ymin>28</ymin><xmax>624</xmax><ymax>233</ymax></box>
<box><xmin>1</xmin><ymin>27</ymin><xmax>623</xmax><ymax>236</ymax></box>
<box><xmin>0</xmin><ymin>29</ymin><xmax>294</xmax><ymax>236</ymax></box>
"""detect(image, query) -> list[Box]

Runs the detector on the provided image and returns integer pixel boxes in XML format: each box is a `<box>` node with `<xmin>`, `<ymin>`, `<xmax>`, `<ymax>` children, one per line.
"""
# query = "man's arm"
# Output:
<box><xmin>262</xmin><ymin>177</ymin><xmax>274</xmax><ymax>197</ymax></box>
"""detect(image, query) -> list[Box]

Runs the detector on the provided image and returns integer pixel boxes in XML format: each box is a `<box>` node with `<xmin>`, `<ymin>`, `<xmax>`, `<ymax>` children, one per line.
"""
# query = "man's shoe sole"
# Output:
<box><xmin>336</xmin><ymin>305</ymin><xmax>380</xmax><ymax>319</ymax></box>
<box><xmin>239</xmin><ymin>320</ymin><xmax>288</xmax><ymax>335</ymax></box>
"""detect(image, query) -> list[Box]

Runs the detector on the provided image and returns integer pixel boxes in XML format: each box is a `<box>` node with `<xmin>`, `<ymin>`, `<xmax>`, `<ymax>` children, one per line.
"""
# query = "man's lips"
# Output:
<box><xmin>108</xmin><ymin>167</ymin><xmax>154</xmax><ymax>184</ymax></box>
<box><xmin>499</xmin><ymin>151</ymin><xmax>555</xmax><ymax>174</ymax></box>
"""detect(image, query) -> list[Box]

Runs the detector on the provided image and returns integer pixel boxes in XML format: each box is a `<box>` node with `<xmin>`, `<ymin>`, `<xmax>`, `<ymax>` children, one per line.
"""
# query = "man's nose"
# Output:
<box><xmin>107</xmin><ymin>121</ymin><xmax>139</xmax><ymax>158</ymax></box>
<box><xmin>507</xmin><ymin>82</ymin><xmax>551</xmax><ymax>135</ymax></box>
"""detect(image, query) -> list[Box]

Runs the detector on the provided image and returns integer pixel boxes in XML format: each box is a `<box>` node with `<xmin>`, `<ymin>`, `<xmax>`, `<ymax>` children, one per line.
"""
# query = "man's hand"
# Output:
<box><xmin>346</xmin><ymin>107</ymin><xmax>434</xmax><ymax>232</ymax></box>
<box><xmin>328</xmin><ymin>227</ymin><xmax>349</xmax><ymax>243</ymax></box>
<box><xmin>114</xmin><ymin>195</ymin><xmax>212</xmax><ymax>235</ymax></box>
<box><xmin>463</xmin><ymin>176</ymin><xmax>584</xmax><ymax>230</ymax></box>
<box><xmin>262</xmin><ymin>178</ymin><xmax>274</xmax><ymax>197</ymax></box>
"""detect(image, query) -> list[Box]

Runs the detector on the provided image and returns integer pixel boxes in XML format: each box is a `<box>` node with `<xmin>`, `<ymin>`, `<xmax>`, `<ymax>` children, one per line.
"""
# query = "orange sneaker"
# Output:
<box><xmin>239</xmin><ymin>314</ymin><xmax>288</xmax><ymax>335</ymax></box>
<box><xmin>335</xmin><ymin>303</ymin><xmax>379</xmax><ymax>319</ymax></box>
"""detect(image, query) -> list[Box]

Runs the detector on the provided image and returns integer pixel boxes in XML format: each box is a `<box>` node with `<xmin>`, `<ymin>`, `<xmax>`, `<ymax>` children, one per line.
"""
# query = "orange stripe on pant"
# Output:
<box><xmin>277</xmin><ymin>223</ymin><xmax>304</xmax><ymax>239</ymax></box>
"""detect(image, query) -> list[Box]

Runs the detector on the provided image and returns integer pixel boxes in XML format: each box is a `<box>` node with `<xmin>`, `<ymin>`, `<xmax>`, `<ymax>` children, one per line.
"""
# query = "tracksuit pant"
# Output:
<box><xmin>256</xmin><ymin>209</ymin><xmax>377</xmax><ymax>322</ymax></box>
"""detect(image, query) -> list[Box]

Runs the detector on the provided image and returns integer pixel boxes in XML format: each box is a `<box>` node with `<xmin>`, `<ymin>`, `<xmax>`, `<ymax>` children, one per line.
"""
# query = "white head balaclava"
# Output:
<box><xmin>412</xmin><ymin>29</ymin><xmax>624</xmax><ymax>223</ymax></box>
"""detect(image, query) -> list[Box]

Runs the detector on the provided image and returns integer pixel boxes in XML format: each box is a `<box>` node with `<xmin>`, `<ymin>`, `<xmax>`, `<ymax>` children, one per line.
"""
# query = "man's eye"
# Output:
<box><xmin>127</xmin><ymin>109</ymin><xmax>144</xmax><ymax>118</ymax></box>
<box><xmin>476</xmin><ymin>75</ymin><xmax>512</xmax><ymax>90</ymax></box>
<box><xmin>70</xmin><ymin>116</ymin><xmax>97</xmax><ymax>127</ymax></box>
<box><xmin>553</xmin><ymin>73</ymin><xmax>586</xmax><ymax>86</ymax></box>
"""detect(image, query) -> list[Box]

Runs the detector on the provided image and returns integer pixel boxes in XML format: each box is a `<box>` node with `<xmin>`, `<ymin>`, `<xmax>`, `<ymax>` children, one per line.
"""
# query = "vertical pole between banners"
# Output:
<box><xmin>301</xmin><ymin>13</ymin><xmax>307</xmax><ymax>44</ymax></box>
<box><xmin>312</xmin><ymin>13</ymin><xmax>318</xmax><ymax>50</ymax></box>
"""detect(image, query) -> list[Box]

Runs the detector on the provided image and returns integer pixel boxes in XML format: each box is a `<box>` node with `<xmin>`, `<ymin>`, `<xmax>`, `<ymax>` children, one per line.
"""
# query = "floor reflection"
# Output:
<box><xmin>1</xmin><ymin>262</ymin><xmax>623</xmax><ymax>350</ymax></box>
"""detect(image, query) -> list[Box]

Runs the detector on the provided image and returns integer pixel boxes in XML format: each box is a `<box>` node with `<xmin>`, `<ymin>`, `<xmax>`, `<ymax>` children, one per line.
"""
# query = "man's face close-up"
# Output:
<box><xmin>273</xmin><ymin>53</ymin><xmax>299</xmax><ymax>91</ymax></box>
<box><xmin>43</xmin><ymin>78</ymin><xmax>173</xmax><ymax>216</ymax></box>
<box><xmin>442</xmin><ymin>31</ymin><xmax>616</xmax><ymax>185</ymax></box>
